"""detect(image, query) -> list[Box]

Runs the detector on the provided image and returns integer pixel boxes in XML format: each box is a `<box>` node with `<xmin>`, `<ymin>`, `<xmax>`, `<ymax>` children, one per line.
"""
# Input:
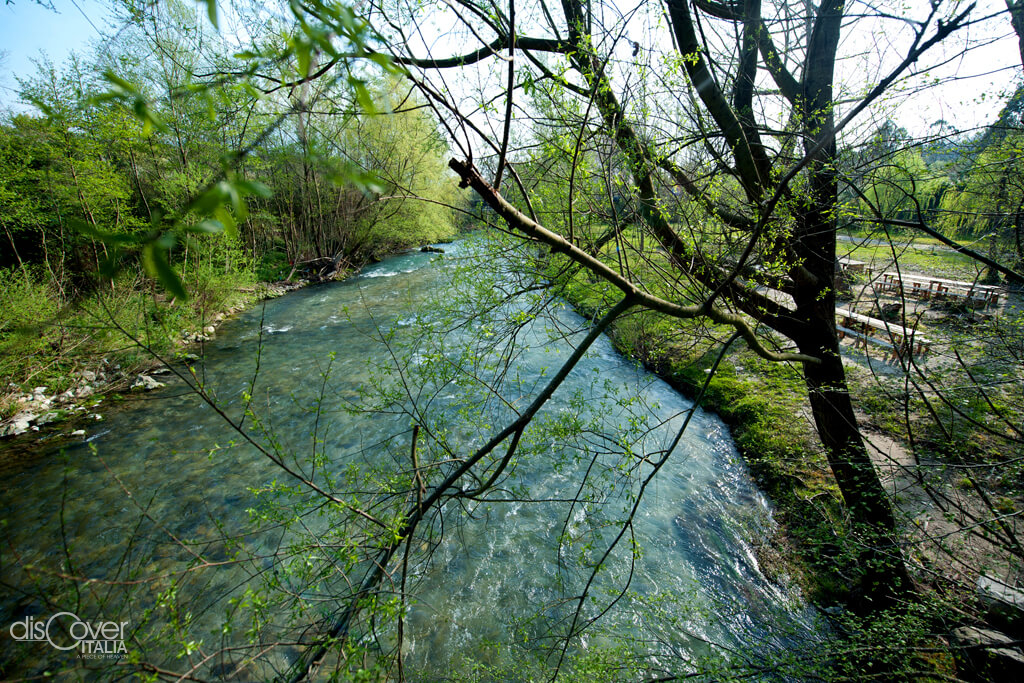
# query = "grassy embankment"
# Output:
<box><xmin>0</xmin><ymin>247</ymin><xmax>327</xmax><ymax>433</ymax></box>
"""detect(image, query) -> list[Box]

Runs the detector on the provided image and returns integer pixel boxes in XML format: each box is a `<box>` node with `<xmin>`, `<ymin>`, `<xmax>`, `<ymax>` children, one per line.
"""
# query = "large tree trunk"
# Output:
<box><xmin>793</xmin><ymin>74</ymin><xmax>913</xmax><ymax>604</ymax></box>
<box><xmin>800</xmin><ymin>323</ymin><xmax>913</xmax><ymax>608</ymax></box>
<box><xmin>791</xmin><ymin>0</ymin><xmax>913</xmax><ymax>602</ymax></box>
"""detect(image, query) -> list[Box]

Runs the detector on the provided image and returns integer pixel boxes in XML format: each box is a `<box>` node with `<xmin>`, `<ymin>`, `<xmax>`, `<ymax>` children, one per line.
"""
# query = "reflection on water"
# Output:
<box><xmin>0</xmin><ymin>238</ymin><xmax>823</xmax><ymax>679</ymax></box>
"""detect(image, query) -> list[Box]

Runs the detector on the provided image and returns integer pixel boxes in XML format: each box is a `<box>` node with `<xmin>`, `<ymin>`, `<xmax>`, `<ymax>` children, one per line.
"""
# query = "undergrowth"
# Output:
<box><xmin>0</xmin><ymin>261</ymin><xmax>256</xmax><ymax>411</ymax></box>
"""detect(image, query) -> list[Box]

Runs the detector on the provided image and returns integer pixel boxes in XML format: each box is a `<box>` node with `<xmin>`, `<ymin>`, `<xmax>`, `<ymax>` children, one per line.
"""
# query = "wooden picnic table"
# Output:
<box><xmin>876</xmin><ymin>272</ymin><xmax>1001</xmax><ymax>307</ymax></box>
<box><xmin>839</xmin><ymin>257</ymin><xmax>871</xmax><ymax>275</ymax></box>
<box><xmin>835</xmin><ymin>307</ymin><xmax>932</xmax><ymax>360</ymax></box>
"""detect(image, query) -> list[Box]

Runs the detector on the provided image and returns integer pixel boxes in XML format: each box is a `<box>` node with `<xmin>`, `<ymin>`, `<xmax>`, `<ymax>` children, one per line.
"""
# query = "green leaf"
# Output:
<box><xmin>143</xmin><ymin>242</ymin><xmax>187</xmax><ymax>300</ymax></box>
<box><xmin>192</xmin><ymin>219</ymin><xmax>226</xmax><ymax>234</ymax></box>
<box><xmin>191</xmin><ymin>185</ymin><xmax>226</xmax><ymax>216</ymax></box>
<box><xmin>220</xmin><ymin>180</ymin><xmax>245</xmax><ymax>219</ymax></box>
<box><xmin>202</xmin><ymin>0</ymin><xmax>218</xmax><ymax>29</ymax></box>
<box><xmin>156</xmin><ymin>232</ymin><xmax>177</xmax><ymax>250</ymax></box>
<box><xmin>25</xmin><ymin>94</ymin><xmax>55</xmax><ymax>117</ymax></box>
<box><xmin>133</xmin><ymin>99</ymin><xmax>167</xmax><ymax>135</ymax></box>
<box><xmin>100</xmin><ymin>70</ymin><xmax>135</xmax><ymax>93</ymax></box>
<box><xmin>214</xmin><ymin>206</ymin><xmax>237</xmax><ymax>239</ymax></box>
<box><xmin>234</xmin><ymin>179</ymin><xmax>272</xmax><ymax>198</ymax></box>
<box><xmin>292</xmin><ymin>37</ymin><xmax>312</xmax><ymax>78</ymax></box>
<box><xmin>367</xmin><ymin>51</ymin><xmax>397</xmax><ymax>73</ymax></box>
<box><xmin>351</xmin><ymin>78</ymin><xmax>376</xmax><ymax>113</ymax></box>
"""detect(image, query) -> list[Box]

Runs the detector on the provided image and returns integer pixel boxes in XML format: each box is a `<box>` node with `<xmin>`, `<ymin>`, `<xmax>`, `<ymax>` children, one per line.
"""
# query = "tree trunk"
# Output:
<box><xmin>1007</xmin><ymin>0</ymin><xmax>1024</xmax><ymax>70</ymax></box>
<box><xmin>800</xmin><ymin>324</ymin><xmax>913</xmax><ymax>608</ymax></box>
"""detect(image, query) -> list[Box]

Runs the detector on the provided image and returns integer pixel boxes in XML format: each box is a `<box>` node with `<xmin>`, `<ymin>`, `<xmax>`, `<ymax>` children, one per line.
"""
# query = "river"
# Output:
<box><xmin>0</xmin><ymin>236</ymin><xmax>824</xmax><ymax>680</ymax></box>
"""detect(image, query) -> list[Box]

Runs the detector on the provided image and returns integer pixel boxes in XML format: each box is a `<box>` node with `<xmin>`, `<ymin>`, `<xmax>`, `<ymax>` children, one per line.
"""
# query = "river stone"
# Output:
<box><xmin>78</xmin><ymin>370</ymin><xmax>97</xmax><ymax>382</ymax></box>
<box><xmin>131</xmin><ymin>374</ymin><xmax>165</xmax><ymax>392</ymax></box>
<box><xmin>978</xmin><ymin>574</ymin><xmax>1024</xmax><ymax>633</ymax></box>
<box><xmin>34</xmin><ymin>411</ymin><xmax>60</xmax><ymax>426</ymax></box>
<box><xmin>950</xmin><ymin>626</ymin><xmax>1024</xmax><ymax>680</ymax></box>
<box><xmin>9</xmin><ymin>412</ymin><xmax>36</xmax><ymax>434</ymax></box>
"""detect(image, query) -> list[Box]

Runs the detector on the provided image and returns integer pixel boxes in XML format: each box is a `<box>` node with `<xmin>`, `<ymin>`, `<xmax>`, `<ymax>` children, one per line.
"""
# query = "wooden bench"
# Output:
<box><xmin>837</xmin><ymin>324</ymin><xmax>896</xmax><ymax>354</ymax></box>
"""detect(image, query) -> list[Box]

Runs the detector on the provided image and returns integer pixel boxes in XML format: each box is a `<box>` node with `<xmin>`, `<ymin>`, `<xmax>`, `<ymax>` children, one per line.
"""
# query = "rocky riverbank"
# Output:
<box><xmin>0</xmin><ymin>279</ymin><xmax>313</xmax><ymax>439</ymax></box>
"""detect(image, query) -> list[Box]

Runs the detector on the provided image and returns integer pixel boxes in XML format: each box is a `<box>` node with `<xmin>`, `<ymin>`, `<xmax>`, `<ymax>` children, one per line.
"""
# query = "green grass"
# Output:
<box><xmin>839</xmin><ymin>226</ymin><xmax>976</xmax><ymax>250</ymax></box>
<box><xmin>838</xmin><ymin>242</ymin><xmax>984</xmax><ymax>280</ymax></box>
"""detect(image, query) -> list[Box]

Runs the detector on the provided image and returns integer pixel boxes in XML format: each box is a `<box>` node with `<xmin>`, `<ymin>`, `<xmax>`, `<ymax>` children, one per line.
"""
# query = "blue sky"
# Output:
<box><xmin>0</xmin><ymin>0</ymin><xmax>110</xmax><ymax>108</ymax></box>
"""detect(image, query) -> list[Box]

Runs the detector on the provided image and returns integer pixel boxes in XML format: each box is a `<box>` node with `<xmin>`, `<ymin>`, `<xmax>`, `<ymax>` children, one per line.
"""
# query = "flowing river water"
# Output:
<box><xmin>1</xmin><ymin>238</ymin><xmax>824</xmax><ymax>679</ymax></box>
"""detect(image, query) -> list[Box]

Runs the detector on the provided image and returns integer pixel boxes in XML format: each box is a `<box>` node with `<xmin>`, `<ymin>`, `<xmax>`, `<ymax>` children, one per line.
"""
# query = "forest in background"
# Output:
<box><xmin>0</xmin><ymin>0</ymin><xmax>460</xmax><ymax>410</ymax></box>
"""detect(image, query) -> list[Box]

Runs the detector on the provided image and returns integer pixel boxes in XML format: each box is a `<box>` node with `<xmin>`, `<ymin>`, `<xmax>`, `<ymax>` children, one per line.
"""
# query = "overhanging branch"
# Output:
<box><xmin>449</xmin><ymin>158</ymin><xmax>820</xmax><ymax>365</ymax></box>
<box><xmin>853</xmin><ymin>215</ymin><xmax>1024</xmax><ymax>284</ymax></box>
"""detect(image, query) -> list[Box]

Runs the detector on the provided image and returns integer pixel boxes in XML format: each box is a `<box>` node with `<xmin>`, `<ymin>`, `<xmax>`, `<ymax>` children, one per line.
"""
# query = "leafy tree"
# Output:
<box><xmin>939</xmin><ymin>131</ymin><xmax>1024</xmax><ymax>267</ymax></box>
<box><xmin>858</xmin><ymin>147</ymin><xmax>949</xmax><ymax>227</ymax></box>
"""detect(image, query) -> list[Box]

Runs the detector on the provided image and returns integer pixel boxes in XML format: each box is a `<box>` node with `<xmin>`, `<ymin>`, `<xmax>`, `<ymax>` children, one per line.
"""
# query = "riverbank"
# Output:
<box><xmin>0</xmin><ymin>241</ymin><xmax>464</xmax><ymax>439</ymax></box>
<box><xmin>0</xmin><ymin>271</ymin><xmax>323</xmax><ymax>439</ymax></box>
